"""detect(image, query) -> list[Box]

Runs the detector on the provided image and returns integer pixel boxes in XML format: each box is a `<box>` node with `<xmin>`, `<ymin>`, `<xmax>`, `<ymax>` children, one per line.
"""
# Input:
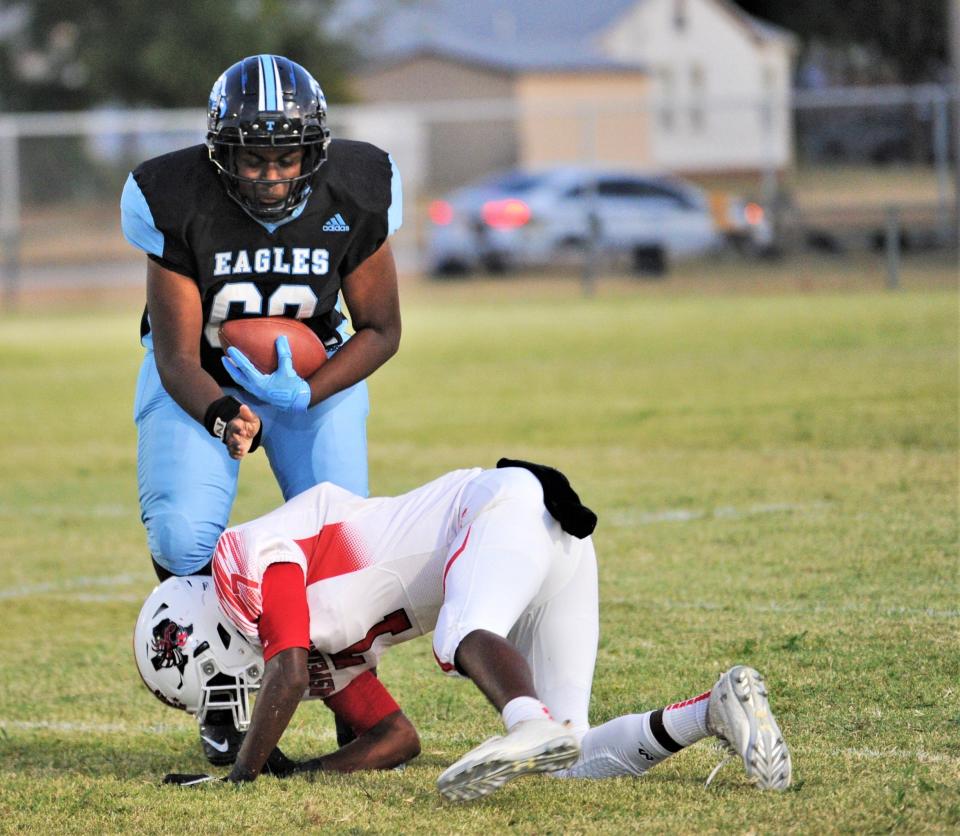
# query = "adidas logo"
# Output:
<box><xmin>322</xmin><ymin>213</ymin><xmax>350</xmax><ymax>232</ymax></box>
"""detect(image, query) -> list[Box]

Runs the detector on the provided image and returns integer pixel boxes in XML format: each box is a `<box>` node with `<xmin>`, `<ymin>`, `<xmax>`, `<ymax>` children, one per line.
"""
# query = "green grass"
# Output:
<box><xmin>0</xmin><ymin>281</ymin><xmax>957</xmax><ymax>833</ymax></box>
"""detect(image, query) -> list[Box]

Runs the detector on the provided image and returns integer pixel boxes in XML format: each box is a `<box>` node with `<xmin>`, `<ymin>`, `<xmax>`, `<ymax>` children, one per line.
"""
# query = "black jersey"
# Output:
<box><xmin>121</xmin><ymin>140</ymin><xmax>400</xmax><ymax>386</ymax></box>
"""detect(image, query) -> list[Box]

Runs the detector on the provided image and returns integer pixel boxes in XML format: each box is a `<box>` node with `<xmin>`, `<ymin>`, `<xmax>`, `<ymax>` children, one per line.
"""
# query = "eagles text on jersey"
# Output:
<box><xmin>121</xmin><ymin>140</ymin><xmax>402</xmax><ymax>385</ymax></box>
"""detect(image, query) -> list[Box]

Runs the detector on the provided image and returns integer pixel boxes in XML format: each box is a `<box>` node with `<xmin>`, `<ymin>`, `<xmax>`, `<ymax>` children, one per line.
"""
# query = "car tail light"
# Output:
<box><xmin>481</xmin><ymin>198</ymin><xmax>531</xmax><ymax>229</ymax></box>
<box><xmin>744</xmin><ymin>202</ymin><xmax>764</xmax><ymax>226</ymax></box>
<box><xmin>428</xmin><ymin>200</ymin><xmax>455</xmax><ymax>226</ymax></box>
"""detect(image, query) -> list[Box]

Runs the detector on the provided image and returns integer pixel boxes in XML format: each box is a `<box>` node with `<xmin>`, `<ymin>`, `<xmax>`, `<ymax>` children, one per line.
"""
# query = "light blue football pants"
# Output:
<box><xmin>134</xmin><ymin>345</ymin><xmax>369</xmax><ymax>576</ymax></box>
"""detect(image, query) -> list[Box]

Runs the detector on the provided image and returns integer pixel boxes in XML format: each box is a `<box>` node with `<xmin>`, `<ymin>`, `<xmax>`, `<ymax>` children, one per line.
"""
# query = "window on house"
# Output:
<box><xmin>658</xmin><ymin>67</ymin><xmax>675</xmax><ymax>131</ymax></box>
<box><xmin>689</xmin><ymin>63</ymin><xmax>706</xmax><ymax>131</ymax></box>
<box><xmin>760</xmin><ymin>65</ymin><xmax>776</xmax><ymax>130</ymax></box>
<box><xmin>673</xmin><ymin>0</ymin><xmax>687</xmax><ymax>31</ymax></box>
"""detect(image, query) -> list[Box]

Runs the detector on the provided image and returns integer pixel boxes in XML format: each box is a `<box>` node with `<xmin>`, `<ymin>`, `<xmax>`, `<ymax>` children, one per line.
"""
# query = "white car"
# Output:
<box><xmin>426</xmin><ymin>167</ymin><xmax>764</xmax><ymax>276</ymax></box>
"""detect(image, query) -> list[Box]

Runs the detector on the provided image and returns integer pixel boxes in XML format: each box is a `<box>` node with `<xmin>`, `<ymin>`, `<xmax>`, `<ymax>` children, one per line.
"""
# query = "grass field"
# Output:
<box><xmin>0</xmin><ymin>277</ymin><xmax>957</xmax><ymax>833</ymax></box>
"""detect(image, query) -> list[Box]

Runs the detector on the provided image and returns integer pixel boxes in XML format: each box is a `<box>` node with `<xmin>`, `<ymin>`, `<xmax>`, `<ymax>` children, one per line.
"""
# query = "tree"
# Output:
<box><xmin>0</xmin><ymin>0</ymin><xmax>358</xmax><ymax>111</ymax></box>
<box><xmin>733</xmin><ymin>0</ymin><xmax>949</xmax><ymax>84</ymax></box>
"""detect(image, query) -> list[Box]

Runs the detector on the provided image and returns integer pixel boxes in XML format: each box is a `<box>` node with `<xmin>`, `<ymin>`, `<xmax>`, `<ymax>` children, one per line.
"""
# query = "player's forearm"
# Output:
<box><xmin>296</xmin><ymin>710</ymin><xmax>420</xmax><ymax>774</ymax></box>
<box><xmin>154</xmin><ymin>351</ymin><xmax>226</xmax><ymax>424</ymax></box>
<box><xmin>227</xmin><ymin>653</ymin><xmax>307</xmax><ymax>782</ymax></box>
<box><xmin>145</xmin><ymin>259</ymin><xmax>226</xmax><ymax>423</ymax></box>
<box><xmin>305</xmin><ymin>325</ymin><xmax>400</xmax><ymax>405</ymax></box>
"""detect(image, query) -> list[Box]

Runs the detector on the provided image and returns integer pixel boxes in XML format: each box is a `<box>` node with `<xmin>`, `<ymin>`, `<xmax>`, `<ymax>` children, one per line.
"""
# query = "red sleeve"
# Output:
<box><xmin>324</xmin><ymin>670</ymin><xmax>401</xmax><ymax>735</ymax></box>
<box><xmin>258</xmin><ymin>562</ymin><xmax>310</xmax><ymax>662</ymax></box>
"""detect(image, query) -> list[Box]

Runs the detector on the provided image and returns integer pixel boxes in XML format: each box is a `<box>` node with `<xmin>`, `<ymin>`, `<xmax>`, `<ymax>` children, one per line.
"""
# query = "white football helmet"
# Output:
<box><xmin>133</xmin><ymin>576</ymin><xmax>263</xmax><ymax>730</ymax></box>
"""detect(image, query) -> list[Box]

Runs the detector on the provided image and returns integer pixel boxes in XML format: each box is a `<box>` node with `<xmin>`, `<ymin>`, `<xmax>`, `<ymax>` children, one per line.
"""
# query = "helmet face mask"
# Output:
<box><xmin>206</xmin><ymin>55</ymin><xmax>331</xmax><ymax>222</ymax></box>
<box><xmin>134</xmin><ymin>576</ymin><xmax>263</xmax><ymax>730</ymax></box>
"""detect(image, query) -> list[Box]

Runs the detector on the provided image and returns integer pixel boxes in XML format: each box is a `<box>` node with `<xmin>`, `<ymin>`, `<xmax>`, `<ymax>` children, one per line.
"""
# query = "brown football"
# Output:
<box><xmin>218</xmin><ymin>317</ymin><xmax>327</xmax><ymax>378</ymax></box>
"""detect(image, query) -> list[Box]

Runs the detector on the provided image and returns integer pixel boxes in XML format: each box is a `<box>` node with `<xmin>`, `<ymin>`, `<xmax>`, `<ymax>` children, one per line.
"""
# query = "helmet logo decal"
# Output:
<box><xmin>265</xmin><ymin>120</ymin><xmax>275</xmax><ymax>132</ymax></box>
<box><xmin>150</xmin><ymin>619</ymin><xmax>193</xmax><ymax>685</ymax></box>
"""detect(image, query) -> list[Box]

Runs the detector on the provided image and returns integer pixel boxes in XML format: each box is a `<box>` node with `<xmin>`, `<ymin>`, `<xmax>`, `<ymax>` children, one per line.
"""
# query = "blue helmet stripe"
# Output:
<box><xmin>258</xmin><ymin>54</ymin><xmax>277</xmax><ymax>110</ymax></box>
<box><xmin>270</xmin><ymin>56</ymin><xmax>284</xmax><ymax>108</ymax></box>
<box><xmin>256</xmin><ymin>56</ymin><xmax>266</xmax><ymax>109</ymax></box>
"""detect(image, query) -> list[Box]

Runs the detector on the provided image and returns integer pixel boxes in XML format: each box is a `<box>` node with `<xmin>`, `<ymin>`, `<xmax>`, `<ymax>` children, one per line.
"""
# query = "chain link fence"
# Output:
<box><xmin>0</xmin><ymin>85</ymin><xmax>956</xmax><ymax>304</ymax></box>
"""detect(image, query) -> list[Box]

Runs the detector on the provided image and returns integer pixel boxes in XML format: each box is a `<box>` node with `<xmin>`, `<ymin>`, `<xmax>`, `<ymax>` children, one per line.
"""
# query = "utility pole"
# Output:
<box><xmin>951</xmin><ymin>0</ymin><xmax>960</xmax><ymax>248</ymax></box>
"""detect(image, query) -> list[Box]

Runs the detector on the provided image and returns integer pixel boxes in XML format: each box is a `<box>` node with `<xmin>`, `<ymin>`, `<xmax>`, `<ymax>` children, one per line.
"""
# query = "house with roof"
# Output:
<box><xmin>345</xmin><ymin>0</ymin><xmax>797</xmax><ymax>191</ymax></box>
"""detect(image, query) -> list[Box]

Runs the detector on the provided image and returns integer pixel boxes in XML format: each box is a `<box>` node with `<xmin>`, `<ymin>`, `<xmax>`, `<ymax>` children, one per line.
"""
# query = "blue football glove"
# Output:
<box><xmin>222</xmin><ymin>335</ymin><xmax>311</xmax><ymax>413</ymax></box>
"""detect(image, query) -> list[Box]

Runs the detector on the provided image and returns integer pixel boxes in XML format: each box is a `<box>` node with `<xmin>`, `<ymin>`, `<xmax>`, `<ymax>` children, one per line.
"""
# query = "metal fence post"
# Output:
<box><xmin>885</xmin><ymin>205</ymin><xmax>901</xmax><ymax>290</ymax></box>
<box><xmin>930</xmin><ymin>86</ymin><xmax>953</xmax><ymax>244</ymax></box>
<box><xmin>580</xmin><ymin>107</ymin><xmax>598</xmax><ymax>298</ymax></box>
<box><xmin>0</xmin><ymin>122</ymin><xmax>21</xmax><ymax>310</ymax></box>
<box><xmin>951</xmin><ymin>0</ymin><xmax>960</xmax><ymax>249</ymax></box>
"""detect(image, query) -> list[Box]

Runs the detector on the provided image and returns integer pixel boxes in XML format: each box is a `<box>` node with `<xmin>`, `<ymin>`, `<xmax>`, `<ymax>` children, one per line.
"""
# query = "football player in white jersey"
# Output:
<box><xmin>142</xmin><ymin>461</ymin><xmax>791</xmax><ymax>800</ymax></box>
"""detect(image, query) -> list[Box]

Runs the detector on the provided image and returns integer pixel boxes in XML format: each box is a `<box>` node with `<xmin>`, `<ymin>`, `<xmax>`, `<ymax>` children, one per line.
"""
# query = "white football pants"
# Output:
<box><xmin>432</xmin><ymin>467</ymin><xmax>599</xmax><ymax>741</ymax></box>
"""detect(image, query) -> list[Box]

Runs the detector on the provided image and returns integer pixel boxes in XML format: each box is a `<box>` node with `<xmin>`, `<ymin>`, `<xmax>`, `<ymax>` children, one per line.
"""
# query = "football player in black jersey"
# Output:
<box><xmin>121</xmin><ymin>54</ymin><xmax>402</xmax><ymax>765</ymax></box>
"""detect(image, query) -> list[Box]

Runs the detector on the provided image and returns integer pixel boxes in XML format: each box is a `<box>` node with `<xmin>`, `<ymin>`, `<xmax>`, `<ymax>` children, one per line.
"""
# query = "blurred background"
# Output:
<box><xmin>0</xmin><ymin>0</ymin><xmax>956</xmax><ymax>301</ymax></box>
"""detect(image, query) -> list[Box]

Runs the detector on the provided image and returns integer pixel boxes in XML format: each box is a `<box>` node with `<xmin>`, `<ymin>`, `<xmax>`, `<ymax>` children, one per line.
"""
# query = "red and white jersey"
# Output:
<box><xmin>213</xmin><ymin>468</ymin><xmax>483</xmax><ymax>698</ymax></box>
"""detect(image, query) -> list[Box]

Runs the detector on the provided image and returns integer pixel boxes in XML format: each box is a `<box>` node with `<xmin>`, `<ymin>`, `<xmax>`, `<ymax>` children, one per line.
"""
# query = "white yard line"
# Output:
<box><xmin>650</xmin><ymin>598</ymin><xmax>960</xmax><ymax>619</ymax></box>
<box><xmin>0</xmin><ymin>720</ymin><xmax>181</xmax><ymax>735</ymax></box>
<box><xmin>4</xmin><ymin>571</ymin><xmax>955</xmax><ymax>619</ymax></box>
<box><xmin>0</xmin><ymin>718</ymin><xmax>337</xmax><ymax>741</ymax></box>
<box><xmin>0</xmin><ymin>573</ymin><xmax>148</xmax><ymax>601</ymax></box>
<box><xmin>3</xmin><ymin>719</ymin><xmax>957</xmax><ymax>768</ymax></box>
<box><xmin>55</xmin><ymin>592</ymin><xmax>145</xmax><ymax>603</ymax></box>
<box><xmin>607</xmin><ymin>501</ymin><xmax>832</xmax><ymax>527</ymax></box>
<box><xmin>835</xmin><ymin>748</ymin><xmax>960</xmax><ymax>766</ymax></box>
<box><xmin>0</xmin><ymin>503</ymin><xmax>133</xmax><ymax>518</ymax></box>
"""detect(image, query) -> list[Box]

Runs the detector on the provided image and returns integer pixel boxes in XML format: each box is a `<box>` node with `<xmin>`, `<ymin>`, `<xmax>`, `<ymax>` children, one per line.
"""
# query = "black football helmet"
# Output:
<box><xmin>206</xmin><ymin>55</ymin><xmax>331</xmax><ymax>222</ymax></box>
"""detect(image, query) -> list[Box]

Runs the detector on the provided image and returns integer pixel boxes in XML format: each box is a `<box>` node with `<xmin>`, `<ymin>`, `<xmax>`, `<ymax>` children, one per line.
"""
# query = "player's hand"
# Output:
<box><xmin>223</xmin><ymin>403</ymin><xmax>261</xmax><ymax>460</ymax></box>
<box><xmin>163</xmin><ymin>771</ymin><xmax>262</xmax><ymax>786</ymax></box>
<box><xmin>261</xmin><ymin>746</ymin><xmax>300</xmax><ymax>778</ymax></box>
<box><xmin>162</xmin><ymin>773</ymin><xmax>222</xmax><ymax>786</ymax></box>
<box><xmin>222</xmin><ymin>336</ymin><xmax>311</xmax><ymax>413</ymax></box>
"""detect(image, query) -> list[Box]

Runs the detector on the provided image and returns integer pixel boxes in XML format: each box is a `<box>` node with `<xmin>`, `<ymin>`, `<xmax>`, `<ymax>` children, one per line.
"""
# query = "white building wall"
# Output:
<box><xmin>600</xmin><ymin>0</ymin><xmax>793</xmax><ymax>172</ymax></box>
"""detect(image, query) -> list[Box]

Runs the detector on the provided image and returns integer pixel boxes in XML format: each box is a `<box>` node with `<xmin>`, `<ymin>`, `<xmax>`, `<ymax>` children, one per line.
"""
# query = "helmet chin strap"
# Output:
<box><xmin>222</xmin><ymin>176</ymin><xmax>313</xmax><ymax>227</ymax></box>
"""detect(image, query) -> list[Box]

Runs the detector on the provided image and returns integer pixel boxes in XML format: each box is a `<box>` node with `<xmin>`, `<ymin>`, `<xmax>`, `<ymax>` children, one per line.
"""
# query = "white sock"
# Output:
<box><xmin>555</xmin><ymin>689</ymin><xmax>712</xmax><ymax>779</ymax></box>
<box><xmin>661</xmin><ymin>689</ymin><xmax>711</xmax><ymax>746</ymax></box>
<box><xmin>555</xmin><ymin>711</ymin><xmax>674</xmax><ymax>778</ymax></box>
<box><xmin>501</xmin><ymin>696</ymin><xmax>552</xmax><ymax>732</ymax></box>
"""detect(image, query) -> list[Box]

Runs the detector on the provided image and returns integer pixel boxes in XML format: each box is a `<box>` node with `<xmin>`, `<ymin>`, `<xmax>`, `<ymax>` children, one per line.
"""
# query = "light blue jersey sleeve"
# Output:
<box><xmin>120</xmin><ymin>172</ymin><xmax>164</xmax><ymax>257</ymax></box>
<box><xmin>387</xmin><ymin>154</ymin><xmax>402</xmax><ymax>236</ymax></box>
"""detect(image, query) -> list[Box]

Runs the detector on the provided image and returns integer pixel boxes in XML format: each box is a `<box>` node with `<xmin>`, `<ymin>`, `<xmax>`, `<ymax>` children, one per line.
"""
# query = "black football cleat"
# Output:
<box><xmin>199</xmin><ymin>709</ymin><xmax>245</xmax><ymax>766</ymax></box>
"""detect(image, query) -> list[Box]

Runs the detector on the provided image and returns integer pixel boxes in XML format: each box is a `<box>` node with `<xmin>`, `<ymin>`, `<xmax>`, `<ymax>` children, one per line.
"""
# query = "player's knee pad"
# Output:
<box><xmin>432</xmin><ymin>608</ymin><xmax>469</xmax><ymax>677</ymax></box>
<box><xmin>433</xmin><ymin>607</ymin><xmax>512</xmax><ymax>677</ymax></box>
<box><xmin>146</xmin><ymin>511</ymin><xmax>219</xmax><ymax>576</ymax></box>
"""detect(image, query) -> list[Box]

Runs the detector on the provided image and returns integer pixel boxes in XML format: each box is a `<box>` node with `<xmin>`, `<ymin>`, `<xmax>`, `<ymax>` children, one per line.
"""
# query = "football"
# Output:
<box><xmin>218</xmin><ymin>317</ymin><xmax>328</xmax><ymax>378</ymax></box>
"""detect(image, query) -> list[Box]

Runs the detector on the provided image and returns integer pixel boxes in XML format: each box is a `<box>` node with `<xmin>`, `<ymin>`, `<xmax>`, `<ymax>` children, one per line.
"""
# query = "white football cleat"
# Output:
<box><xmin>437</xmin><ymin>718</ymin><xmax>580</xmax><ymax>802</ymax></box>
<box><xmin>706</xmin><ymin>665</ymin><xmax>792</xmax><ymax>791</ymax></box>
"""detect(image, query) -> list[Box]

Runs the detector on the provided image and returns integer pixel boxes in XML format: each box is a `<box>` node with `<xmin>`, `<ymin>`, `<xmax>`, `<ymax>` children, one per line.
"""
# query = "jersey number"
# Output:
<box><xmin>305</xmin><ymin>608</ymin><xmax>413</xmax><ymax>697</ymax></box>
<box><xmin>204</xmin><ymin>282</ymin><xmax>320</xmax><ymax>347</ymax></box>
<box><xmin>330</xmin><ymin>609</ymin><xmax>413</xmax><ymax>670</ymax></box>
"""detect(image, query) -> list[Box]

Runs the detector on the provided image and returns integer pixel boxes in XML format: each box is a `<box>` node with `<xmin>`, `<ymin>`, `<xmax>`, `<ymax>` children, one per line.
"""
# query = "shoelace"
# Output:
<box><xmin>704</xmin><ymin>739</ymin><xmax>734</xmax><ymax>788</ymax></box>
<box><xmin>704</xmin><ymin>753</ymin><xmax>734</xmax><ymax>788</ymax></box>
